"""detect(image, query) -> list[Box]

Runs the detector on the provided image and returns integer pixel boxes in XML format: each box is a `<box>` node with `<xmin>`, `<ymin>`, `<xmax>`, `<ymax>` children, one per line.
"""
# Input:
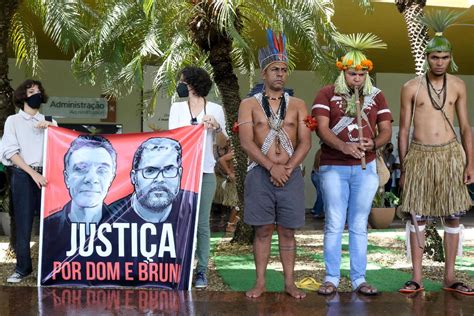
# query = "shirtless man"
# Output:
<box><xmin>398</xmin><ymin>13</ymin><xmax>474</xmax><ymax>295</ymax></box>
<box><xmin>238</xmin><ymin>30</ymin><xmax>311</xmax><ymax>299</ymax></box>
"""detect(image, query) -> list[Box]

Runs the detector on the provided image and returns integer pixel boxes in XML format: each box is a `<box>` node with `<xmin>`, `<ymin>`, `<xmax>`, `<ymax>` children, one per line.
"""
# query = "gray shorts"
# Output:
<box><xmin>244</xmin><ymin>165</ymin><xmax>305</xmax><ymax>229</ymax></box>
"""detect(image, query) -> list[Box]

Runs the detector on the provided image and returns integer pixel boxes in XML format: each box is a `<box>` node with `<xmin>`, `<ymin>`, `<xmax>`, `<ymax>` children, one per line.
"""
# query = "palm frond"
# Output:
<box><xmin>9</xmin><ymin>12</ymin><xmax>40</xmax><ymax>76</ymax></box>
<box><xmin>26</xmin><ymin>0</ymin><xmax>88</xmax><ymax>52</ymax></box>
<box><xmin>332</xmin><ymin>33</ymin><xmax>387</xmax><ymax>51</ymax></box>
<box><xmin>417</xmin><ymin>9</ymin><xmax>465</xmax><ymax>33</ymax></box>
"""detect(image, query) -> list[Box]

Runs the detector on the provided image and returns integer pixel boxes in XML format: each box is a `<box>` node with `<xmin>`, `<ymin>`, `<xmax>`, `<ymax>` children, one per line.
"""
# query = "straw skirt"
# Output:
<box><xmin>400</xmin><ymin>140</ymin><xmax>471</xmax><ymax>217</ymax></box>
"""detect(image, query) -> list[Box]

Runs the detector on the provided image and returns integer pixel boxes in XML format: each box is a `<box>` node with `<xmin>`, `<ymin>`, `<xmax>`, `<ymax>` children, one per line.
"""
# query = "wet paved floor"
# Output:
<box><xmin>0</xmin><ymin>286</ymin><xmax>473</xmax><ymax>315</ymax></box>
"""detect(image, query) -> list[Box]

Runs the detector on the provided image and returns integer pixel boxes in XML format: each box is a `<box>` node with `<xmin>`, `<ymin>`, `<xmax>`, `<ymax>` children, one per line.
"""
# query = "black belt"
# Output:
<box><xmin>13</xmin><ymin>165</ymin><xmax>43</xmax><ymax>174</ymax></box>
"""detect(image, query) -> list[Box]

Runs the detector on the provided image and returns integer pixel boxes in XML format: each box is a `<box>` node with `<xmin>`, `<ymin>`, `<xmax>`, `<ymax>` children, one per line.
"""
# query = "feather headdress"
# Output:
<box><xmin>333</xmin><ymin>33</ymin><xmax>387</xmax><ymax>97</ymax></box>
<box><xmin>258</xmin><ymin>29</ymin><xmax>288</xmax><ymax>70</ymax></box>
<box><xmin>418</xmin><ymin>10</ymin><xmax>465</xmax><ymax>72</ymax></box>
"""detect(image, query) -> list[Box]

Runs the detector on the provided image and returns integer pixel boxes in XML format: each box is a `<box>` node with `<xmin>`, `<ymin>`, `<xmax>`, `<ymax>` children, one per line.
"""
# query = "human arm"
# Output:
<box><xmin>455</xmin><ymin>80</ymin><xmax>474</xmax><ymax>184</ymax></box>
<box><xmin>284</xmin><ymin>100</ymin><xmax>311</xmax><ymax>174</ymax></box>
<box><xmin>398</xmin><ymin>82</ymin><xmax>414</xmax><ymax>187</ymax></box>
<box><xmin>372</xmin><ymin>120</ymin><xmax>392</xmax><ymax>150</ymax></box>
<box><xmin>217</xmin><ymin>151</ymin><xmax>235</xmax><ymax>181</ymax></box>
<box><xmin>204</xmin><ymin>103</ymin><xmax>228</xmax><ymax>147</ymax></box>
<box><xmin>10</xmin><ymin>154</ymin><xmax>47</xmax><ymax>188</ymax></box>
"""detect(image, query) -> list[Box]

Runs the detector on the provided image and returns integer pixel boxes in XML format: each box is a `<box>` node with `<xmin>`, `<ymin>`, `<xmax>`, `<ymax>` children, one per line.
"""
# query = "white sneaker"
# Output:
<box><xmin>7</xmin><ymin>272</ymin><xmax>25</xmax><ymax>283</ymax></box>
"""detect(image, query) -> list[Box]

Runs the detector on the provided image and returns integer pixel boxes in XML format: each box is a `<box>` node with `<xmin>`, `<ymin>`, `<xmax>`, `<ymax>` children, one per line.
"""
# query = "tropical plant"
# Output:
<box><xmin>395</xmin><ymin>0</ymin><xmax>428</xmax><ymax>76</ymax></box>
<box><xmin>372</xmin><ymin>188</ymin><xmax>400</xmax><ymax>208</ymax></box>
<box><xmin>0</xmin><ymin>0</ymin><xmax>87</xmax><ymax>253</ymax></box>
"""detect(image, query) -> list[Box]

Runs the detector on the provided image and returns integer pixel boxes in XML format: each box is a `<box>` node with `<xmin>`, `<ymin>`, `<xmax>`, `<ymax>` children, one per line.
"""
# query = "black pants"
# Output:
<box><xmin>9</xmin><ymin>167</ymin><xmax>41</xmax><ymax>276</ymax></box>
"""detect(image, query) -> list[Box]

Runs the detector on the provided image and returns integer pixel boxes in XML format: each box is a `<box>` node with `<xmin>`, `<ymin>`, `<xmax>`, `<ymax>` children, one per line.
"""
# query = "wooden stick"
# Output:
<box><xmin>355</xmin><ymin>86</ymin><xmax>366</xmax><ymax>170</ymax></box>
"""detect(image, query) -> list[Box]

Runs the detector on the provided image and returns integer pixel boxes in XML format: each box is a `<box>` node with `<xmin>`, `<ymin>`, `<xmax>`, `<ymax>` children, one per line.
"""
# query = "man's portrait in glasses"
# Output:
<box><xmin>109</xmin><ymin>136</ymin><xmax>198</xmax><ymax>289</ymax></box>
<box><xmin>112</xmin><ymin>137</ymin><xmax>185</xmax><ymax>223</ymax></box>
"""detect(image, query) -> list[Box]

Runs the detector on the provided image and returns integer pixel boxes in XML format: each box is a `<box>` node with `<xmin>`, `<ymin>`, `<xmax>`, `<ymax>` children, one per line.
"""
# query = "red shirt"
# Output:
<box><xmin>312</xmin><ymin>85</ymin><xmax>392</xmax><ymax>166</ymax></box>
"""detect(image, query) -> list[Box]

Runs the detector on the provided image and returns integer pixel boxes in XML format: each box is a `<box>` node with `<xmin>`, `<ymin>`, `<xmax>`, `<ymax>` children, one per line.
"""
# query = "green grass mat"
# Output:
<box><xmin>211</xmin><ymin>232</ymin><xmax>474</xmax><ymax>292</ymax></box>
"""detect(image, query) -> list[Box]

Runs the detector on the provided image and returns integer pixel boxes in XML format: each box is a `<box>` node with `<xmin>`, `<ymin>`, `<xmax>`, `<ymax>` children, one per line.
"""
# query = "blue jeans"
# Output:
<box><xmin>311</xmin><ymin>170</ymin><xmax>324</xmax><ymax>217</ymax></box>
<box><xmin>319</xmin><ymin>161</ymin><xmax>378</xmax><ymax>289</ymax></box>
<box><xmin>9</xmin><ymin>167</ymin><xmax>41</xmax><ymax>276</ymax></box>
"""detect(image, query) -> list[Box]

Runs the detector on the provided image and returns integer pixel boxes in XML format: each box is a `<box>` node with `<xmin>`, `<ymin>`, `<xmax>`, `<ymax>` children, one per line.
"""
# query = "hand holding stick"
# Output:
<box><xmin>355</xmin><ymin>86</ymin><xmax>366</xmax><ymax>170</ymax></box>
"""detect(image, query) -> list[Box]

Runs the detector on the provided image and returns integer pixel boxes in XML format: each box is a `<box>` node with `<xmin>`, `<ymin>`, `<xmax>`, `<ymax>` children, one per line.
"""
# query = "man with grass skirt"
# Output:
<box><xmin>398</xmin><ymin>10</ymin><xmax>474</xmax><ymax>296</ymax></box>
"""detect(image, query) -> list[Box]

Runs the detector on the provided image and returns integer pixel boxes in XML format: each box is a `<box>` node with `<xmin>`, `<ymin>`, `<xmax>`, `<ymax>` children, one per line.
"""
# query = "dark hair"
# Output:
<box><xmin>132</xmin><ymin>137</ymin><xmax>182</xmax><ymax>170</ymax></box>
<box><xmin>13</xmin><ymin>79</ymin><xmax>48</xmax><ymax>110</ymax></box>
<box><xmin>64</xmin><ymin>135</ymin><xmax>117</xmax><ymax>170</ymax></box>
<box><xmin>180</xmin><ymin>66</ymin><xmax>213</xmax><ymax>97</ymax></box>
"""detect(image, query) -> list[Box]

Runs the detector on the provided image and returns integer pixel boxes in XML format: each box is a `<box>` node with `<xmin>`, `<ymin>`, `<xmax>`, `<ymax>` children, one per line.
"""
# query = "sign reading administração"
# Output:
<box><xmin>43</xmin><ymin>97</ymin><xmax>108</xmax><ymax>119</ymax></box>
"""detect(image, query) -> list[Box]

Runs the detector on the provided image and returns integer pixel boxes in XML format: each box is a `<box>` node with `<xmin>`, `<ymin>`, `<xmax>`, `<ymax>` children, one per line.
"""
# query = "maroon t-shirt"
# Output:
<box><xmin>312</xmin><ymin>85</ymin><xmax>392</xmax><ymax>166</ymax></box>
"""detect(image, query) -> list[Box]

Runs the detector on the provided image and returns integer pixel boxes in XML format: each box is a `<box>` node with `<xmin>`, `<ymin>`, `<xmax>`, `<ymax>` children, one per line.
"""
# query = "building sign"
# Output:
<box><xmin>43</xmin><ymin>97</ymin><xmax>108</xmax><ymax>119</ymax></box>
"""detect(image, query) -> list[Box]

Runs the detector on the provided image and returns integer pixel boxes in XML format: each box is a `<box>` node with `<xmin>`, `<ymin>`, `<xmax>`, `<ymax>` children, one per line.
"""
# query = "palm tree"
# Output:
<box><xmin>0</xmin><ymin>0</ymin><xmax>87</xmax><ymax>253</ymax></box>
<box><xmin>0</xmin><ymin>0</ymin><xmax>19</xmax><ymax>135</ymax></box>
<box><xmin>1</xmin><ymin>0</ymin><xmax>87</xmax><ymax>134</ymax></box>
<box><xmin>395</xmin><ymin>0</ymin><xmax>428</xmax><ymax>76</ymax></box>
<box><xmin>72</xmin><ymin>0</ymin><xmax>372</xmax><ymax>243</ymax></box>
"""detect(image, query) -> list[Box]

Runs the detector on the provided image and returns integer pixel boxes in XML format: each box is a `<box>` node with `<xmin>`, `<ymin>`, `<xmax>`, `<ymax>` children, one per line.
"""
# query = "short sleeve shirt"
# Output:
<box><xmin>312</xmin><ymin>85</ymin><xmax>392</xmax><ymax>166</ymax></box>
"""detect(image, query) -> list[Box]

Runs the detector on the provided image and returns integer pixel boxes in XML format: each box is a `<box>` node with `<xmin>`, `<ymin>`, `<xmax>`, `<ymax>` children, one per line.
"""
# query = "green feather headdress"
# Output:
<box><xmin>333</xmin><ymin>33</ymin><xmax>387</xmax><ymax>98</ymax></box>
<box><xmin>418</xmin><ymin>10</ymin><xmax>465</xmax><ymax>72</ymax></box>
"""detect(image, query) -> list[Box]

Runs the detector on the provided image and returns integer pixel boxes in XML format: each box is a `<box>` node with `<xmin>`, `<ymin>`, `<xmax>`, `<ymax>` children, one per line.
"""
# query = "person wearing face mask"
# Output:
<box><xmin>168</xmin><ymin>66</ymin><xmax>227</xmax><ymax>289</ymax></box>
<box><xmin>1</xmin><ymin>79</ymin><xmax>57</xmax><ymax>283</ymax></box>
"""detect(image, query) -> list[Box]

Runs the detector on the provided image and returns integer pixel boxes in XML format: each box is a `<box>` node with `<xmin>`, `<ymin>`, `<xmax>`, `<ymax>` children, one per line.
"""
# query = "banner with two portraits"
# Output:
<box><xmin>38</xmin><ymin>126</ymin><xmax>205</xmax><ymax>290</ymax></box>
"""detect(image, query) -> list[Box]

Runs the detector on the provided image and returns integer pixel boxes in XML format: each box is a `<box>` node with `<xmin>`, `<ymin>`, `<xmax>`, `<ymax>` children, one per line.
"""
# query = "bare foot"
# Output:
<box><xmin>285</xmin><ymin>284</ymin><xmax>306</xmax><ymax>299</ymax></box>
<box><xmin>246</xmin><ymin>284</ymin><xmax>265</xmax><ymax>298</ymax></box>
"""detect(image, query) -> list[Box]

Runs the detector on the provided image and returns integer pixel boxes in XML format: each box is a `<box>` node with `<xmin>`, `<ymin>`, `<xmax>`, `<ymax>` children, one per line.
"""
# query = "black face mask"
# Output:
<box><xmin>26</xmin><ymin>93</ymin><xmax>43</xmax><ymax>109</ymax></box>
<box><xmin>176</xmin><ymin>82</ymin><xmax>189</xmax><ymax>98</ymax></box>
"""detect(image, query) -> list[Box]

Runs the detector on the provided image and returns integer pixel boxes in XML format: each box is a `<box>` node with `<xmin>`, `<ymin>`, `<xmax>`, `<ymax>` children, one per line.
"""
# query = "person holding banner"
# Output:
<box><xmin>168</xmin><ymin>66</ymin><xmax>227</xmax><ymax>289</ymax></box>
<box><xmin>312</xmin><ymin>33</ymin><xmax>391</xmax><ymax>296</ymax></box>
<box><xmin>1</xmin><ymin>79</ymin><xmax>56</xmax><ymax>283</ymax></box>
<box><xmin>238</xmin><ymin>30</ymin><xmax>311</xmax><ymax>299</ymax></box>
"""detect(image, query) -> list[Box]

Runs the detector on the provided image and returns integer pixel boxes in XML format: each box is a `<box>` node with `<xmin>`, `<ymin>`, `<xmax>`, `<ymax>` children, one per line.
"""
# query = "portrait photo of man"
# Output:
<box><xmin>45</xmin><ymin>135</ymin><xmax>117</xmax><ymax>232</ymax></box>
<box><xmin>112</xmin><ymin>137</ymin><xmax>184</xmax><ymax>223</ymax></box>
<box><xmin>109</xmin><ymin>137</ymin><xmax>198</xmax><ymax>289</ymax></box>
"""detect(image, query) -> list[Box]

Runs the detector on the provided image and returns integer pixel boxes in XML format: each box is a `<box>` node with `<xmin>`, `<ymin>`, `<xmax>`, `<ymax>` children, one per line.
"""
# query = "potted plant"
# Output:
<box><xmin>369</xmin><ymin>187</ymin><xmax>400</xmax><ymax>229</ymax></box>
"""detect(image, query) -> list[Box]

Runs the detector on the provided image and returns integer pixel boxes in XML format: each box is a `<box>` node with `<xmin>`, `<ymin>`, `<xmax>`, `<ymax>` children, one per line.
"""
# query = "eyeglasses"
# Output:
<box><xmin>136</xmin><ymin>166</ymin><xmax>180</xmax><ymax>179</ymax></box>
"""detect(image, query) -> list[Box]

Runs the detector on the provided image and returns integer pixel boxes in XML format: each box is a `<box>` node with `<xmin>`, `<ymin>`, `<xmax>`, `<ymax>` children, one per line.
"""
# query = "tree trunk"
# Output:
<box><xmin>208</xmin><ymin>37</ymin><xmax>253</xmax><ymax>244</ymax></box>
<box><xmin>0</xmin><ymin>0</ymin><xmax>19</xmax><ymax>254</ymax></box>
<box><xmin>396</xmin><ymin>1</ymin><xmax>428</xmax><ymax>76</ymax></box>
<box><xmin>188</xmin><ymin>2</ymin><xmax>254</xmax><ymax>244</ymax></box>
